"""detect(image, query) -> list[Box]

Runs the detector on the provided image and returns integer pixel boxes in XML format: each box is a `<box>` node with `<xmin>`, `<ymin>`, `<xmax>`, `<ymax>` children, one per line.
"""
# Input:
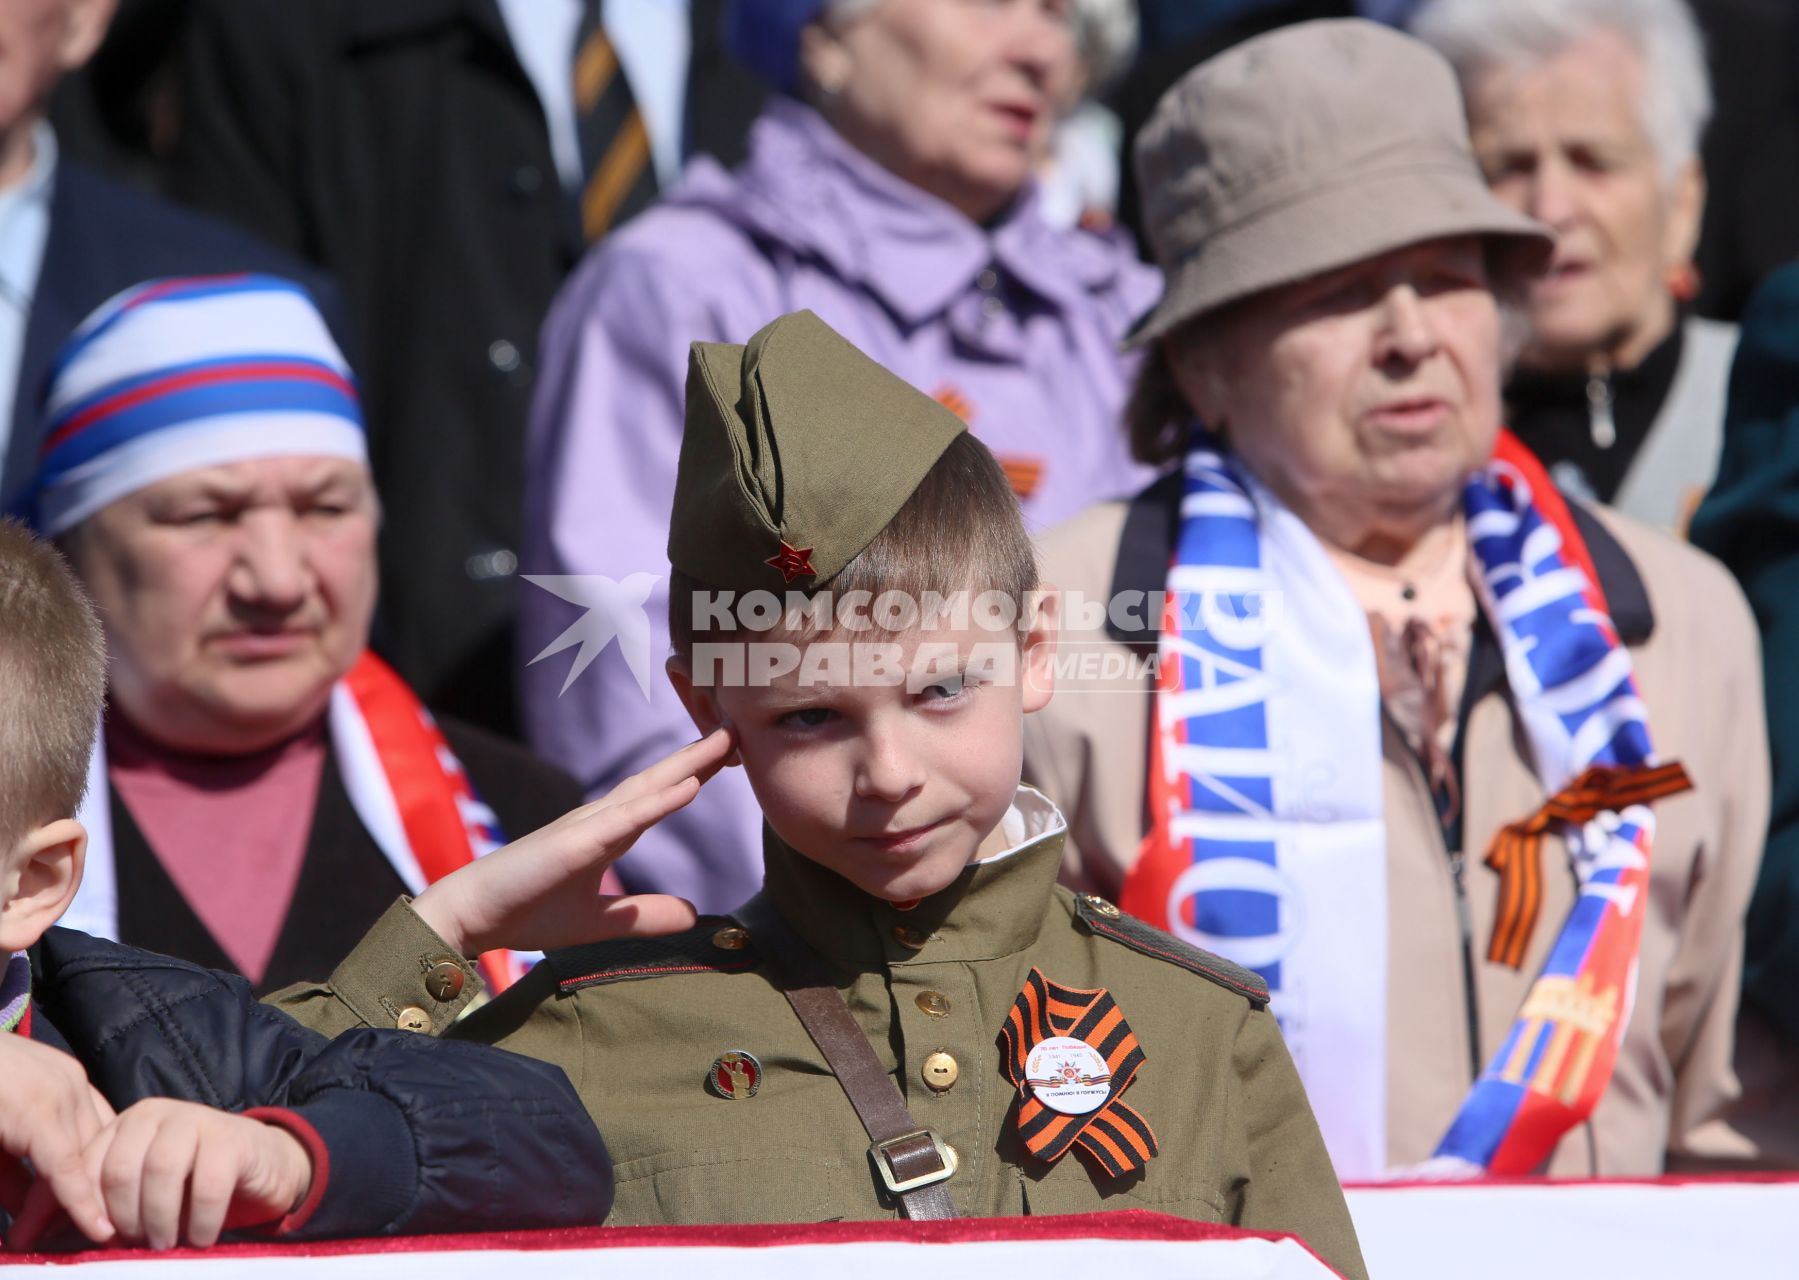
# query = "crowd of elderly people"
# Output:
<box><xmin>2</xmin><ymin>0</ymin><xmax>1797</xmax><ymax>1256</ymax></box>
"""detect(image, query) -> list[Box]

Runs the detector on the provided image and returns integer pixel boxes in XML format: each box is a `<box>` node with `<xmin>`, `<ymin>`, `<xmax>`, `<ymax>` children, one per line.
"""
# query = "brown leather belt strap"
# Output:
<box><xmin>737</xmin><ymin>899</ymin><xmax>959</xmax><ymax>1221</ymax></box>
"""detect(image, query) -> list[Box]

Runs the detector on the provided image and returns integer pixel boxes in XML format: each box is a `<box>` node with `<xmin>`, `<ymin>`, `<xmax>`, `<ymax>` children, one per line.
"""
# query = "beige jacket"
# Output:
<box><xmin>1024</xmin><ymin>476</ymin><xmax>1769</xmax><ymax>1175</ymax></box>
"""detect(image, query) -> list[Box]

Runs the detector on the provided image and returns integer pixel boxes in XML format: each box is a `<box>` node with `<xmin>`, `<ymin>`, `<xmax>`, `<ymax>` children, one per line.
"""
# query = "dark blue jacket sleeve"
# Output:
<box><xmin>31</xmin><ymin>928</ymin><xmax>613</xmax><ymax>1238</ymax></box>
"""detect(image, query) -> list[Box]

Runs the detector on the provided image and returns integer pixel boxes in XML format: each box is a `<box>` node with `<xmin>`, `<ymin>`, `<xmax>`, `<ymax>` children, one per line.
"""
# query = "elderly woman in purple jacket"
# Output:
<box><xmin>521</xmin><ymin>0</ymin><xmax>1161</xmax><ymax>911</ymax></box>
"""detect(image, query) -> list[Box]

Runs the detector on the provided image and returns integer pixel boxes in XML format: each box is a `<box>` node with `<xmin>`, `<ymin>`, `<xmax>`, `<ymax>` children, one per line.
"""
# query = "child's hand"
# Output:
<box><xmin>72</xmin><ymin>1100</ymin><xmax>310</xmax><ymax>1250</ymax></box>
<box><xmin>0</xmin><ymin>1035</ymin><xmax>117</xmax><ymax>1248</ymax></box>
<box><xmin>413</xmin><ymin>728</ymin><xmax>735</xmax><ymax>957</ymax></box>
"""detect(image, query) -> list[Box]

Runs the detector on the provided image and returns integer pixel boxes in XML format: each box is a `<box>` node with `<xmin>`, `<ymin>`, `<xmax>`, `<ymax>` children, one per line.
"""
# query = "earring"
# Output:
<box><xmin>1666</xmin><ymin>262</ymin><xmax>1701</xmax><ymax>304</ymax></box>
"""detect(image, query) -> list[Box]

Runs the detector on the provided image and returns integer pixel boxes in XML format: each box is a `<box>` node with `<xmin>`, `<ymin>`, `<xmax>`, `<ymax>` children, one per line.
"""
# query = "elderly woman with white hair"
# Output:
<box><xmin>1411</xmin><ymin>0</ymin><xmax>1736</xmax><ymax>532</ymax></box>
<box><xmin>521</xmin><ymin>0</ymin><xmax>1161</xmax><ymax>916</ymax></box>
<box><xmin>1037</xmin><ymin>0</ymin><xmax>1139</xmax><ymax>230</ymax></box>
<box><xmin>1025</xmin><ymin>18</ymin><xmax>1768</xmax><ymax>1178</ymax></box>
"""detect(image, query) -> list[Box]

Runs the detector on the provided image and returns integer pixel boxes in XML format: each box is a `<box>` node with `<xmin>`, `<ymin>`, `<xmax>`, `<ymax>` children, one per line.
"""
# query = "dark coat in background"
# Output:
<box><xmin>168</xmin><ymin>0</ymin><xmax>574</xmax><ymax>740</ymax></box>
<box><xmin>684</xmin><ymin>0</ymin><xmax>769</xmax><ymax>172</ymax></box>
<box><xmin>45</xmin><ymin>0</ymin><xmax>193</xmax><ymax>196</ymax></box>
<box><xmin>1690</xmin><ymin>262</ymin><xmax>1799</xmax><ymax>1046</ymax></box>
<box><xmin>0</xmin><ymin>159</ymin><xmax>338</xmax><ymax>511</ymax></box>
<box><xmin>167</xmin><ymin>0</ymin><xmax>764</xmax><ymax>740</ymax></box>
<box><xmin>1687</xmin><ymin>262</ymin><xmax>1799</xmax><ymax>1167</ymax></box>
<box><xmin>1687</xmin><ymin>0</ymin><xmax>1799</xmax><ymax>322</ymax></box>
<box><xmin>25</xmin><ymin>926</ymin><xmax>613</xmax><ymax>1239</ymax></box>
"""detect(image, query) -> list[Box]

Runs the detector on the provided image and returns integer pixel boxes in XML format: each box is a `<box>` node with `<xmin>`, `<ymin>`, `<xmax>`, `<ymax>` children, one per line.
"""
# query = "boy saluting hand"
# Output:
<box><xmin>277</xmin><ymin>312</ymin><xmax>1369</xmax><ymax>1280</ymax></box>
<box><xmin>408</xmin><ymin>730</ymin><xmax>734</xmax><ymax>959</ymax></box>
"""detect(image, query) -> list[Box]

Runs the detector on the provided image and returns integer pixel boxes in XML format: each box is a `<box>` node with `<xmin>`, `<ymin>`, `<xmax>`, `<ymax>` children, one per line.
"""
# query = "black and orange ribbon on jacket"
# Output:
<box><xmin>1483</xmin><ymin>761</ymin><xmax>1693</xmax><ymax>969</ymax></box>
<box><xmin>999</xmin><ymin>969</ymin><xmax>1158</xmax><ymax>1177</ymax></box>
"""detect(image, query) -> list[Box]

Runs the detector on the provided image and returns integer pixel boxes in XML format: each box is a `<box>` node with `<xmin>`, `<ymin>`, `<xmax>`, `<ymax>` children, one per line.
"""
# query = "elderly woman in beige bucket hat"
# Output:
<box><xmin>1025</xmin><ymin>18</ymin><xmax>1771</xmax><ymax>1179</ymax></box>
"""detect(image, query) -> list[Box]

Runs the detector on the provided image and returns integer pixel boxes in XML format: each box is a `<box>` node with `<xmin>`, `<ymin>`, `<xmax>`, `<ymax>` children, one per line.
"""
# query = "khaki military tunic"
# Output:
<box><xmin>272</xmin><ymin>791</ymin><xmax>1366</xmax><ymax>1280</ymax></box>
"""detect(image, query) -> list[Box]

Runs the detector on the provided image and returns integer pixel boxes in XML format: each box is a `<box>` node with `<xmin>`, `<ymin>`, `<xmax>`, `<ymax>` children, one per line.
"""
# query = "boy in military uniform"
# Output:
<box><xmin>273</xmin><ymin>312</ymin><xmax>1367</xmax><ymax>1279</ymax></box>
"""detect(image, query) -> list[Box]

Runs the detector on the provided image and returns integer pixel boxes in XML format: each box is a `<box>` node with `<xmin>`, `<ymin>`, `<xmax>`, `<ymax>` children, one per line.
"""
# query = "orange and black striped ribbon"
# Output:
<box><xmin>931</xmin><ymin>385</ymin><xmax>974</xmax><ymax>422</ymax></box>
<box><xmin>999</xmin><ymin>969</ymin><xmax>1158</xmax><ymax>1177</ymax></box>
<box><xmin>572</xmin><ymin>0</ymin><xmax>657</xmax><ymax>241</ymax></box>
<box><xmin>1483</xmin><ymin>761</ymin><xmax>1693</xmax><ymax>969</ymax></box>
<box><xmin>995</xmin><ymin>454</ymin><xmax>1045</xmax><ymax>501</ymax></box>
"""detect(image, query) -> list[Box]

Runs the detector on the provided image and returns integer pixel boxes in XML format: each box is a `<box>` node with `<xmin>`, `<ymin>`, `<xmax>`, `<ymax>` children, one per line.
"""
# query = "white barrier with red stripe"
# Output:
<box><xmin>1348</xmin><ymin>1175</ymin><xmax>1798</xmax><ymax>1280</ymax></box>
<box><xmin>0</xmin><ymin>1213</ymin><xmax>1339</xmax><ymax>1277</ymax></box>
<box><xmin>5</xmin><ymin>1178</ymin><xmax>1795</xmax><ymax>1277</ymax></box>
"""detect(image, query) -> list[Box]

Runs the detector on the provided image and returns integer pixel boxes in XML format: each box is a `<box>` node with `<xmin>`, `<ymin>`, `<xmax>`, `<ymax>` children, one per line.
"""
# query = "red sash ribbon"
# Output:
<box><xmin>342</xmin><ymin>652</ymin><xmax>519</xmax><ymax>992</ymax></box>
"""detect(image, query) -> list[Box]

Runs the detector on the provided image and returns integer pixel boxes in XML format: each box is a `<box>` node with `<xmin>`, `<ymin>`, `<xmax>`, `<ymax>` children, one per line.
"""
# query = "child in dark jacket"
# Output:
<box><xmin>0</xmin><ymin>520</ymin><xmax>614</xmax><ymax>1250</ymax></box>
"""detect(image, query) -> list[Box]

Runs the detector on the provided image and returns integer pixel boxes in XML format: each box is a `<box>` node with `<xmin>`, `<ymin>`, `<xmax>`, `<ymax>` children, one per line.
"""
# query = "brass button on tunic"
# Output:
<box><xmin>922</xmin><ymin>1051</ymin><xmax>959</xmax><ymax>1092</ymax></box>
<box><xmin>425</xmin><ymin>959</ymin><xmax>466</xmax><ymax>1002</ymax></box>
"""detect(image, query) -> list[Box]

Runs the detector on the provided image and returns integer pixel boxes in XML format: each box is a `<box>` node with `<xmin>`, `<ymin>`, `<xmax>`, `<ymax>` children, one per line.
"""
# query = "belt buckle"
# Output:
<box><xmin>870</xmin><ymin>1129</ymin><xmax>959</xmax><ymax>1195</ymax></box>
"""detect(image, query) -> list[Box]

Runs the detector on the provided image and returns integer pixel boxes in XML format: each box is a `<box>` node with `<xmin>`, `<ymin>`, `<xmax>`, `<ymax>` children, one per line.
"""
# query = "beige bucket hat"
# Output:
<box><xmin>1126</xmin><ymin>18</ymin><xmax>1555</xmax><ymax>347</ymax></box>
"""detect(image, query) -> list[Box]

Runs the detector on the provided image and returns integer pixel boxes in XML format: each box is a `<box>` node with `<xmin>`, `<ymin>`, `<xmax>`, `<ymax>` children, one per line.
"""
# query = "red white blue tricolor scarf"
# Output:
<box><xmin>1125</xmin><ymin>429</ymin><xmax>1687</xmax><ymax>1176</ymax></box>
<box><xmin>66</xmin><ymin>653</ymin><xmax>532</xmax><ymax>993</ymax></box>
<box><xmin>1</xmin><ymin>953</ymin><xmax>30</xmax><ymax>1038</ymax></box>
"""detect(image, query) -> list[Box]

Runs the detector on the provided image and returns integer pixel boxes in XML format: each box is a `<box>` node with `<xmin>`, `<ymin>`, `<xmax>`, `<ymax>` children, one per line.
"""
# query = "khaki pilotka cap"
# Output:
<box><xmin>669</xmin><ymin>310</ymin><xmax>966</xmax><ymax>590</ymax></box>
<box><xmin>1126</xmin><ymin>18</ymin><xmax>1555</xmax><ymax>346</ymax></box>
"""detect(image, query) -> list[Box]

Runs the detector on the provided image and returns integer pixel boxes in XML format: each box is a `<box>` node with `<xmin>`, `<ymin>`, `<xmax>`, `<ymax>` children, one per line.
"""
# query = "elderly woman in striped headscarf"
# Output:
<box><xmin>20</xmin><ymin>275</ymin><xmax>581</xmax><ymax>995</ymax></box>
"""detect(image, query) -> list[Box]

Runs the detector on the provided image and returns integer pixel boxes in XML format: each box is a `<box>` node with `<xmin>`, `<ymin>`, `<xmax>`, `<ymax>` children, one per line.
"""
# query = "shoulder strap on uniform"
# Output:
<box><xmin>546</xmin><ymin>917</ymin><xmax>762</xmax><ymax>991</ymax></box>
<box><xmin>735</xmin><ymin>896</ymin><xmax>959</xmax><ymax>1221</ymax></box>
<box><xmin>1071</xmin><ymin>893</ymin><xmax>1270</xmax><ymax>1010</ymax></box>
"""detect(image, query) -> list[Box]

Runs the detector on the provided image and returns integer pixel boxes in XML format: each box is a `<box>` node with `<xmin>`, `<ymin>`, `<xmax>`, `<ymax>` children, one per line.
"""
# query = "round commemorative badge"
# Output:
<box><xmin>1024</xmin><ymin>1036</ymin><xmax>1113</xmax><ymax>1115</ymax></box>
<box><xmin>707</xmin><ymin>1050</ymin><xmax>763</xmax><ymax>1100</ymax></box>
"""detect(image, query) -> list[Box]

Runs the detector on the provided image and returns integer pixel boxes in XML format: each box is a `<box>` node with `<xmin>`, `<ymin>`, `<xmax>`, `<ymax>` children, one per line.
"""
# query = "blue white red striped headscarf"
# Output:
<box><xmin>25</xmin><ymin>274</ymin><xmax>365</xmax><ymax>537</ymax></box>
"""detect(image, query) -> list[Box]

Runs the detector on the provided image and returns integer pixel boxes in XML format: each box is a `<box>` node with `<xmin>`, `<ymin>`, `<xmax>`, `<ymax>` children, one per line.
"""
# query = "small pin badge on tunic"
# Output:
<box><xmin>1024</xmin><ymin>1036</ymin><xmax>1114</xmax><ymax>1115</ymax></box>
<box><xmin>707</xmin><ymin>1050</ymin><xmax>764</xmax><ymax>1100</ymax></box>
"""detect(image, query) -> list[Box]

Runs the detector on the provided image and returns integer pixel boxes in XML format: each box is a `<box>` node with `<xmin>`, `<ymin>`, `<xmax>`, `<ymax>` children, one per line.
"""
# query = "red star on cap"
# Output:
<box><xmin>765</xmin><ymin>541</ymin><xmax>816</xmax><ymax>583</ymax></box>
